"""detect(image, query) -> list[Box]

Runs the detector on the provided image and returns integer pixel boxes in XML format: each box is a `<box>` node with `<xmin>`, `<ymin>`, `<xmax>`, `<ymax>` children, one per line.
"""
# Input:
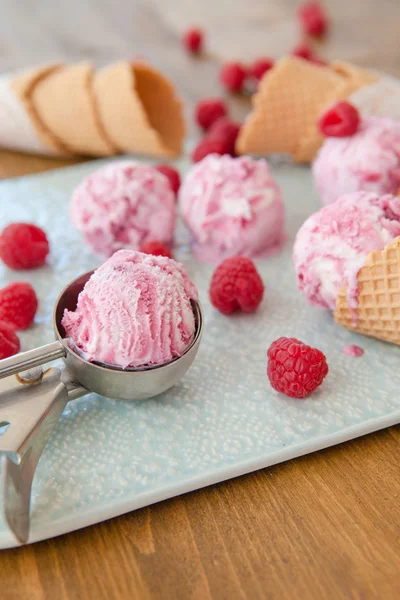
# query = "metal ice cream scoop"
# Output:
<box><xmin>0</xmin><ymin>270</ymin><xmax>203</xmax><ymax>545</ymax></box>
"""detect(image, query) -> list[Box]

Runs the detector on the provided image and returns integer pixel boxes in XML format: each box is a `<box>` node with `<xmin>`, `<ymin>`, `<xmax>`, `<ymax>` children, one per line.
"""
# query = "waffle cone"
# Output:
<box><xmin>236</xmin><ymin>57</ymin><xmax>343</xmax><ymax>157</ymax></box>
<box><xmin>293</xmin><ymin>61</ymin><xmax>380</xmax><ymax>163</ymax></box>
<box><xmin>30</xmin><ymin>62</ymin><xmax>116</xmax><ymax>156</ymax></box>
<box><xmin>93</xmin><ymin>61</ymin><xmax>185</xmax><ymax>157</ymax></box>
<box><xmin>334</xmin><ymin>237</ymin><xmax>400</xmax><ymax>345</ymax></box>
<box><xmin>10</xmin><ymin>64</ymin><xmax>71</xmax><ymax>156</ymax></box>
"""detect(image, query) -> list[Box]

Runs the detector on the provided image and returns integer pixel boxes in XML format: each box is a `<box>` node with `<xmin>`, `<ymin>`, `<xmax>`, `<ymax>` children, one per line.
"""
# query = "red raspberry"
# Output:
<box><xmin>209</xmin><ymin>256</ymin><xmax>264</xmax><ymax>315</ymax></box>
<box><xmin>291</xmin><ymin>43</ymin><xmax>313</xmax><ymax>60</ymax></box>
<box><xmin>140</xmin><ymin>240</ymin><xmax>173</xmax><ymax>259</ymax></box>
<box><xmin>182</xmin><ymin>28</ymin><xmax>203</xmax><ymax>54</ymax></box>
<box><xmin>220</xmin><ymin>62</ymin><xmax>247</xmax><ymax>93</ymax></box>
<box><xmin>0</xmin><ymin>320</ymin><xmax>20</xmax><ymax>359</ymax></box>
<box><xmin>0</xmin><ymin>223</ymin><xmax>49</xmax><ymax>270</ymax></box>
<box><xmin>248</xmin><ymin>58</ymin><xmax>274</xmax><ymax>81</ymax></box>
<box><xmin>267</xmin><ymin>337</ymin><xmax>328</xmax><ymax>399</ymax></box>
<box><xmin>0</xmin><ymin>282</ymin><xmax>38</xmax><ymax>330</ymax></box>
<box><xmin>298</xmin><ymin>2</ymin><xmax>328</xmax><ymax>38</ymax></box>
<box><xmin>155</xmin><ymin>164</ymin><xmax>181</xmax><ymax>196</ymax></box>
<box><xmin>191</xmin><ymin>136</ymin><xmax>230</xmax><ymax>163</ymax></box>
<box><xmin>318</xmin><ymin>101</ymin><xmax>360</xmax><ymax>137</ymax></box>
<box><xmin>194</xmin><ymin>98</ymin><xmax>228</xmax><ymax>131</ymax></box>
<box><xmin>208</xmin><ymin>118</ymin><xmax>241</xmax><ymax>155</ymax></box>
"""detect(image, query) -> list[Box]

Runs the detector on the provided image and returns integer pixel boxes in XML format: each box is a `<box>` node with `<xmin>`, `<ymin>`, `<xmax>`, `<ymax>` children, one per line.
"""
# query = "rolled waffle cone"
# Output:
<box><xmin>236</xmin><ymin>57</ymin><xmax>343</xmax><ymax>157</ymax></box>
<box><xmin>9</xmin><ymin>64</ymin><xmax>71</xmax><ymax>156</ymax></box>
<box><xmin>93</xmin><ymin>61</ymin><xmax>185</xmax><ymax>157</ymax></box>
<box><xmin>334</xmin><ymin>237</ymin><xmax>400</xmax><ymax>345</ymax></box>
<box><xmin>30</xmin><ymin>62</ymin><xmax>116</xmax><ymax>156</ymax></box>
<box><xmin>294</xmin><ymin>61</ymin><xmax>380</xmax><ymax>163</ymax></box>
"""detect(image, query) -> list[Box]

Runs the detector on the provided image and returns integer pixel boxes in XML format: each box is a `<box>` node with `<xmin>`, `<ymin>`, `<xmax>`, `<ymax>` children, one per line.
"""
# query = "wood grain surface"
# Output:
<box><xmin>1</xmin><ymin>1</ymin><xmax>400</xmax><ymax>598</ymax></box>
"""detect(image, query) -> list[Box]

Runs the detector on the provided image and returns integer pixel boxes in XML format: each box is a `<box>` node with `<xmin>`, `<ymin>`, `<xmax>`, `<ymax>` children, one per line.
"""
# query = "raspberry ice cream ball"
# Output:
<box><xmin>179</xmin><ymin>154</ymin><xmax>284</xmax><ymax>262</ymax></box>
<box><xmin>313</xmin><ymin>117</ymin><xmax>400</xmax><ymax>206</ymax></box>
<box><xmin>293</xmin><ymin>191</ymin><xmax>400</xmax><ymax>310</ymax></box>
<box><xmin>62</xmin><ymin>250</ymin><xmax>198</xmax><ymax>369</ymax></box>
<box><xmin>70</xmin><ymin>161</ymin><xmax>176</xmax><ymax>258</ymax></box>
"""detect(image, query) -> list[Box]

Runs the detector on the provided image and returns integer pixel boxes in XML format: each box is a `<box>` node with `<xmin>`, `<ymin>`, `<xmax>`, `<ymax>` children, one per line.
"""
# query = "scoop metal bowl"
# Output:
<box><xmin>0</xmin><ymin>270</ymin><xmax>203</xmax><ymax>544</ymax></box>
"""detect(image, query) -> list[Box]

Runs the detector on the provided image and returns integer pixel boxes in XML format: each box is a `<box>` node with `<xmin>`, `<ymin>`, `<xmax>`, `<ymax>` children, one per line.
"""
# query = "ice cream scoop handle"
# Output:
<box><xmin>0</xmin><ymin>341</ymin><xmax>66</xmax><ymax>380</ymax></box>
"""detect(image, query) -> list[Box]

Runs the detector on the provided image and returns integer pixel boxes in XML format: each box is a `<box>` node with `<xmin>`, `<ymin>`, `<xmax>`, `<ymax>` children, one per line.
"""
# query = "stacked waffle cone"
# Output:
<box><xmin>236</xmin><ymin>56</ymin><xmax>379</xmax><ymax>163</ymax></box>
<box><xmin>0</xmin><ymin>61</ymin><xmax>185</xmax><ymax>158</ymax></box>
<box><xmin>334</xmin><ymin>238</ymin><xmax>400</xmax><ymax>345</ymax></box>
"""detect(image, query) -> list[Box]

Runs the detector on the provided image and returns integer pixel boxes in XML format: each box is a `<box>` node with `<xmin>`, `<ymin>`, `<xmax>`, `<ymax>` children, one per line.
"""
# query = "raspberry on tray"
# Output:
<box><xmin>0</xmin><ymin>223</ymin><xmax>49</xmax><ymax>270</ymax></box>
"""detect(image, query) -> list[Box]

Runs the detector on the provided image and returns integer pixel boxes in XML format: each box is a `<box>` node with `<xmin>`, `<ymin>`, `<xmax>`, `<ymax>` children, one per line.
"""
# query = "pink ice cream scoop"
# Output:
<box><xmin>70</xmin><ymin>161</ymin><xmax>176</xmax><ymax>257</ymax></box>
<box><xmin>293</xmin><ymin>191</ymin><xmax>400</xmax><ymax>310</ymax></box>
<box><xmin>61</xmin><ymin>250</ymin><xmax>199</xmax><ymax>369</ymax></box>
<box><xmin>179</xmin><ymin>154</ymin><xmax>284</xmax><ymax>262</ymax></box>
<box><xmin>313</xmin><ymin>117</ymin><xmax>400</xmax><ymax>206</ymax></box>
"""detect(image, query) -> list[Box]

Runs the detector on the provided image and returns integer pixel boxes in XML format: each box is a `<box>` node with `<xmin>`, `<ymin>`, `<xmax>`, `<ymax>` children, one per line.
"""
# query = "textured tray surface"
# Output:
<box><xmin>0</xmin><ymin>158</ymin><xmax>399</xmax><ymax>548</ymax></box>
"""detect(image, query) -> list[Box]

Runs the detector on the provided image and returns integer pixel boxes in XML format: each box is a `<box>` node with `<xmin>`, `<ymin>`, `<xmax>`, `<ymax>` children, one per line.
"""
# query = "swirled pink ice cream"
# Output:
<box><xmin>61</xmin><ymin>250</ymin><xmax>198</xmax><ymax>368</ymax></box>
<box><xmin>70</xmin><ymin>161</ymin><xmax>176</xmax><ymax>257</ymax></box>
<box><xmin>313</xmin><ymin>117</ymin><xmax>400</xmax><ymax>206</ymax></box>
<box><xmin>293</xmin><ymin>192</ymin><xmax>400</xmax><ymax>310</ymax></box>
<box><xmin>179</xmin><ymin>154</ymin><xmax>284</xmax><ymax>262</ymax></box>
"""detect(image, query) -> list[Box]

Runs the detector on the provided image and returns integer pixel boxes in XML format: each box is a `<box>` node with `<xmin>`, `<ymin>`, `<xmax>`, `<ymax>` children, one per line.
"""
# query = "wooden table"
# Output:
<box><xmin>1</xmin><ymin>1</ymin><xmax>400</xmax><ymax>598</ymax></box>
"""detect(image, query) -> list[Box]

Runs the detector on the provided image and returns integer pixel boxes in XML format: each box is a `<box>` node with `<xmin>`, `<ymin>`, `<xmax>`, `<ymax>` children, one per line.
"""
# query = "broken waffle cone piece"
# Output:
<box><xmin>30</xmin><ymin>62</ymin><xmax>116</xmax><ymax>156</ymax></box>
<box><xmin>93</xmin><ymin>61</ymin><xmax>185</xmax><ymax>157</ymax></box>
<box><xmin>236</xmin><ymin>57</ymin><xmax>343</xmax><ymax>157</ymax></box>
<box><xmin>293</xmin><ymin>61</ymin><xmax>380</xmax><ymax>163</ymax></box>
<box><xmin>334</xmin><ymin>237</ymin><xmax>400</xmax><ymax>345</ymax></box>
<box><xmin>9</xmin><ymin>64</ymin><xmax>71</xmax><ymax>156</ymax></box>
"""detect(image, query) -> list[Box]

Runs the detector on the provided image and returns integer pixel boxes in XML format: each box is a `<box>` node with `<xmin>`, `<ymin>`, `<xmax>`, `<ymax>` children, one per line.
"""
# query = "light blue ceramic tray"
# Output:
<box><xmin>0</xmin><ymin>158</ymin><xmax>399</xmax><ymax>549</ymax></box>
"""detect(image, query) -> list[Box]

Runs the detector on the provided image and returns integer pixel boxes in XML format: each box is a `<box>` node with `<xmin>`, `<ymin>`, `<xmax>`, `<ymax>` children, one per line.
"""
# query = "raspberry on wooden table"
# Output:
<box><xmin>267</xmin><ymin>337</ymin><xmax>328</xmax><ymax>399</ymax></box>
<box><xmin>318</xmin><ymin>101</ymin><xmax>360</xmax><ymax>137</ymax></box>
<box><xmin>195</xmin><ymin>98</ymin><xmax>228</xmax><ymax>131</ymax></box>
<box><xmin>0</xmin><ymin>320</ymin><xmax>20</xmax><ymax>359</ymax></box>
<box><xmin>0</xmin><ymin>223</ymin><xmax>49</xmax><ymax>270</ymax></box>
<box><xmin>139</xmin><ymin>240</ymin><xmax>173</xmax><ymax>258</ymax></box>
<box><xmin>0</xmin><ymin>282</ymin><xmax>38</xmax><ymax>330</ymax></box>
<box><xmin>207</xmin><ymin>118</ymin><xmax>241</xmax><ymax>155</ymax></box>
<box><xmin>248</xmin><ymin>58</ymin><xmax>274</xmax><ymax>81</ymax></box>
<box><xmin>209</xmin><ymin>256</ymin><xmax>264</xmax><ymax>315</ymax></box>
<box><xmin>297</xmin><ymin>2</ymin><xmax>328</xmax><ymax>37</ymax></box>
<box><xmin>155</xmin><ymin>164</ymin><xmax>181</xmax><ymax>196</ymax></box>
<box><xmin>182</xmin><ymin>28</ymin><xmax>203</xmax><ymax>54</ymax></box>
<box><xmin>220</xmin><ymin>62</ymin><xmax>247</xmax><ymax>93</ymax></box>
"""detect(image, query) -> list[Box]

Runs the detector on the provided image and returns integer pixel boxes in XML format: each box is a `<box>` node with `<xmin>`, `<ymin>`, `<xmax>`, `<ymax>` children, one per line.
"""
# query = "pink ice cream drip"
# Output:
<box><xmin>293</xmin><ymin>191</ymin><xmax>400</xmax><ymax>310</ymax></box>
<box><xmin>313</xmin><ymin>117</ymin><xmax>400</xmax><ymax>206</ymax></box>
<box><xmin>70</xmin><ymin>161</ymin><xmax>176</xmax><ymax>257</ymax></box>
<box><xmin>61</xmin><ymin>250</ymin><xmax>199</xmax><ymax>369</ymax></box>
<box><xmin>179</xmin><ymin>154</ymin><xmax>285</xmax><ymax>262</ymax></box>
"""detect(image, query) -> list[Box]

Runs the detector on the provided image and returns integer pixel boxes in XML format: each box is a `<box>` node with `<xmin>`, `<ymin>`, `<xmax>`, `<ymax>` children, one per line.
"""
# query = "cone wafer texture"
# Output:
<box><xmin>10</xmin><ymin>64</ymin><xmax>71</xmax><ymax>156</ymax></box>
<box><xmin>334</xmin><ymin>237</ymin><xmax>400</xmax><ymax>345</ymax></box>
<box><xmin>93</xmin><ymin>61</ymin><xmax>185</xmax><ymax>157</ymax></box>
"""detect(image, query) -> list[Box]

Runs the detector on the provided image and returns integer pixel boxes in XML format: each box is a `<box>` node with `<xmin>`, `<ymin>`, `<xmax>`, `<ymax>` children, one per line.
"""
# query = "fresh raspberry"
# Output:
<box><xmin>191</xmin><ymin>137</ymin><xmax>231</xmax><ymax>163</ymax></box>
<box><xmin>248</xmin><ymin>58</ymin><xmax>274</xmax><ymax>82</ymax></box>
<box><xmin>0</xmin><ymin>320</ymin><xmax>20</xmax><ymax>359</ymax></box>
<box><xmin>291</xmin><ymin>43</ymin><xmax>313</xmax><ymax>60</ymax></box>
<box><xmin>0</xmin><ymin>282</ymin><xmax>38</xmax><ymax>330</ymax></box>
<box><xmin>318</xmin><ymin>101</ymin><xmax>360</xmax><ymax>137</ymax></box>
<box><xmin>267</xmin><ymin>337</ymin><xmax>328</xmax><ymax>399</ymax></box>
<box><xmin>0</xmin><ymin>223</ymin><xmax>49</xmax><ymax>270</ymax></box>
<box><xmin>207</xmin><ymin>118</ymin><xmax>241</xmax><ymax>155</ymax></box>
<box><xmin>140</xmin><ymin>240</ymin><xmax>173</xmax><ymax>259</ymax></box>
<box><xmin>155</xmin><ymin>164</ymin><xmax>181</xmax><ymax>196</ymax></box>
<box><xmin>298</xmin><ymin>2</ymin><xmax>328</xmax><ymax>38</ymax></box>
<box><xmin>209</xmin><ymin>256</ymin><xmax>264</xmax><ymax>315</ymax></box>
<box><xmin>194</xmin><ymin>98</ymin><xmax>228</xmax><ymax>131</ymax></box>
<box><xmin>220</xmin><ymin>62</ymin><xmax>247</xmax><ymax>93</ymax></box>
<box><xmin>183</xmin><ymin>28</ymin><xmax>203</xmax><ymax>54</ymax></box>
